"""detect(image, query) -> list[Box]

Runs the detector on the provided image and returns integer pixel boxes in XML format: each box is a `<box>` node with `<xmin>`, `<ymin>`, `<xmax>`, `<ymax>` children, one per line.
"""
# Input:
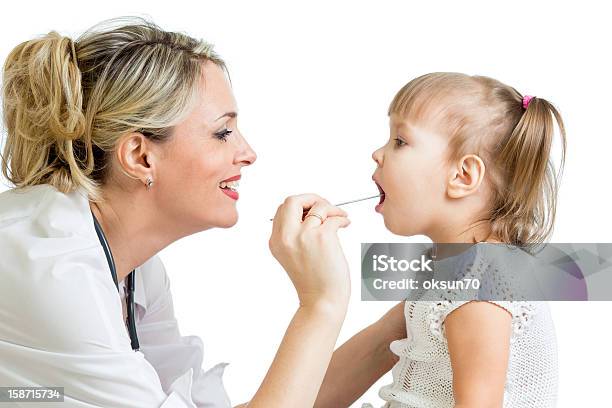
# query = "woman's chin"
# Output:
<box><xmin>216</xmin><ymin>212</ymin><xmax>239</xmax><ymax>228</ymax></box>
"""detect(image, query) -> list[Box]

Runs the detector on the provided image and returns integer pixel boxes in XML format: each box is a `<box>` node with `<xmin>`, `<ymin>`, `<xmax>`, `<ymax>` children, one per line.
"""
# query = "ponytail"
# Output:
<box><xmin>1</xmin><ymin>30</ymin><xmax>99</xmax><ymax>199</ymax></box>
<box><xmin>491</xmin><ymin>96</ymin><xmax>567</xmax><ymax>247</ymax></box>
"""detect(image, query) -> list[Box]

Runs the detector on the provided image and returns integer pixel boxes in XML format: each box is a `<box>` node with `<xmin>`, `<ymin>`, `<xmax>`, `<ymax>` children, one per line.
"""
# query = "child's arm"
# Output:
<box><xmin>313</xmin><ymin>301</ymin><xmax>407</xmax><ymax>408</ymax></box>
<box><xmin>444</xmin><ymin>301</ymin><xmax>513</xmax><ymax>408</ymax></box>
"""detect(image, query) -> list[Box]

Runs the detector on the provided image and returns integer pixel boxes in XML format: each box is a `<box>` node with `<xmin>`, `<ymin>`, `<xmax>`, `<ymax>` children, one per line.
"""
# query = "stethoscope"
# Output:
<box><xmin>91</xmin><ymin>210</ymin><xmax>140</xmax><ymax>351</ymax></box>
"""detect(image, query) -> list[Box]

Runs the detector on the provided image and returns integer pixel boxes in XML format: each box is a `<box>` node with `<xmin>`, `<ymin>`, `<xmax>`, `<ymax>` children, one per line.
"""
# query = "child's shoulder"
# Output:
<box><xmin>423</xmin><ymin>299</ymin><xmax>538</xmax><ymax>344</ymax></box>
<box><xmin>416</xmin><ymin>242</ymin><xmax>546</xmax><ymax>343</ymax></box>
<box><xmin>436</xmin><ymin>242</ymin><xmax>542</xmax><ymax>301</ymax></box>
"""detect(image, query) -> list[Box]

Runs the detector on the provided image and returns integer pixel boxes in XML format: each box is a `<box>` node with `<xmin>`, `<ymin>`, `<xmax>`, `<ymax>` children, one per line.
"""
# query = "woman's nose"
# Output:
<box><xmin>235</xmin><ymin>136</ymin><xmax>257</xmax><ymax>166</ymax></box>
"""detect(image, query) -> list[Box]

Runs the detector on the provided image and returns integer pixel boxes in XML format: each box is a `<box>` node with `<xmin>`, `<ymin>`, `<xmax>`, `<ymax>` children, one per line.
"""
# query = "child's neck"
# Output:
<box><xmin>429</xmin><ymin>223</ymin><xmax>503</xmax><ymax>260</ymax></box>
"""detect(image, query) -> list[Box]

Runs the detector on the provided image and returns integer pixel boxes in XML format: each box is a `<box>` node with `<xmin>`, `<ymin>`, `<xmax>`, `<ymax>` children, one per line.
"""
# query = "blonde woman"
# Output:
<box><xmin>0</xmin><ymin>17</ymin><xmax>357</xmax><ymax>407</ymax></box>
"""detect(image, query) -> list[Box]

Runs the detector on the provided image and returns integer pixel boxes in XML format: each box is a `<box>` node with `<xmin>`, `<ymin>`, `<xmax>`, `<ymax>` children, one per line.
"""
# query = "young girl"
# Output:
<box><xmin>314</xmin><ymin>72</ymin><xmax>565</xmax><ymax>408</ymax></box>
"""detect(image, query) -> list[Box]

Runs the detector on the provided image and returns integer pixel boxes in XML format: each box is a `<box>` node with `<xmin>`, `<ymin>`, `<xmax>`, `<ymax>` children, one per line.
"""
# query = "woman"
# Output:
<box><xmin>0</xmin><ymin>16</ymin><xmax>401</xmax><ymax>408</ymax></box>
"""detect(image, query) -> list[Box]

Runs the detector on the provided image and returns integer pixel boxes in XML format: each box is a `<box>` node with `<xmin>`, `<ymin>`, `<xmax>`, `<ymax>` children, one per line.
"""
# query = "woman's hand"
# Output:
<box><xmin>241</xmin><ymin>194</ymin><xmax>352</xmax><ymax>408</ymax></box>
<box><xmin>269</xmin><ymin>193</ymin><xmax>351</xmax><ymax>309</ymax></box>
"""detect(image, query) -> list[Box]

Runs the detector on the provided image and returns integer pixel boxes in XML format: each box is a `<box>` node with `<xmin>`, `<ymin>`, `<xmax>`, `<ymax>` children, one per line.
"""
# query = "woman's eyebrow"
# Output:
<box><xmin>215</xmin><ymin>111</ymin><xmax>237</xmax><ymax>121</ymax></box>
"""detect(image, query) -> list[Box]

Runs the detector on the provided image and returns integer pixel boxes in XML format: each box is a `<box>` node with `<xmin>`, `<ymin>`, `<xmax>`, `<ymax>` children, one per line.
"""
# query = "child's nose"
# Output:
<box><xmin>372</xmin><ymin>147</ymin><xmax>384</xmax><ymax>166</ymax></box>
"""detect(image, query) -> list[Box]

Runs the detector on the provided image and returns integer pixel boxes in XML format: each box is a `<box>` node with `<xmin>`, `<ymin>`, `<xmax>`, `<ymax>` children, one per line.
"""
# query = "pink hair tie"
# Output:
<box><xmin>522</xmin><ymin>95</ymin><xmax>535</xmax><ymax>109</ymax></box>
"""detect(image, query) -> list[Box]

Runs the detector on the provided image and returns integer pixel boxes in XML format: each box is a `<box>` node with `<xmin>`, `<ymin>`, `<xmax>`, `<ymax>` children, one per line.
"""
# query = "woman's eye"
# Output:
<box><xmin>214</xmin><ymin>128</ymin><xmax>233</xmax><ymax>142</ymax></box>
<box><xmin>394</xmin><ymin>138</ymin><xmax>407</xmax><ymax>148</ymax></box>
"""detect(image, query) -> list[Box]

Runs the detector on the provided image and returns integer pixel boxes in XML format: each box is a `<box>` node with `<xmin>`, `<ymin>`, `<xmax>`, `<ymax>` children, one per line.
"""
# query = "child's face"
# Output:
<box><xmin>372</xmin><ymin>112</ymin><xmax>452</xmax><ymax>237</ymax></box>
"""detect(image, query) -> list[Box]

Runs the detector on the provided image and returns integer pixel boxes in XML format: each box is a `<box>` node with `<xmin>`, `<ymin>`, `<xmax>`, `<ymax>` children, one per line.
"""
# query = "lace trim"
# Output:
<box><xmin>428</xmin><ymin>301</ymin><xmax>536</xmax><ymax>344</ymax></box>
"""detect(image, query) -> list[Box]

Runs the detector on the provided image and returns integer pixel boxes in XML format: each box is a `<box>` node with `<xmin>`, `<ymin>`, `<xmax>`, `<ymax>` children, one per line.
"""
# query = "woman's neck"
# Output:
<box><xmin>89</xmin><ymin>187</ymin><xmax>174</xmax><ymax>284</ymax></box>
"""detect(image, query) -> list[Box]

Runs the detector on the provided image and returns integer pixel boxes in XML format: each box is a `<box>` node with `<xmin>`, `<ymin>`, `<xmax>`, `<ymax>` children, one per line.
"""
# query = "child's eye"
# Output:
<box><xmin>394</xmin><ymin>138</ymin><xmax>407</xmax><ymax>148</ymax></box>
<box><xmin>214</xmin><ymin>128</ymin><xmax>233</xmax><ymax>142</ymax></box>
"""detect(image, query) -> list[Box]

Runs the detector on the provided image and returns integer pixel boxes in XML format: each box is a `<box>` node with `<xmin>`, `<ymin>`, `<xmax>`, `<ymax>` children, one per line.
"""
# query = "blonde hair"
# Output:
<box><xmin>389</xmin><ymin>72</ymin><xmax>567</xmax><ymax>247</ymax></box>
<box><xmin>1</xmin><ymin>16</ymin><xmax>225</xmax><ymax>203</ymax></box>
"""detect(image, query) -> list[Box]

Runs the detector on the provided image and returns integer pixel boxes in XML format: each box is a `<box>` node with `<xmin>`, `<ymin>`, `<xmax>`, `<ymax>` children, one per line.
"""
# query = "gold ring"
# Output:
<box><xmin>304</xmin><ymin>213</ymin><xmax>325</xmax><ymax>224</ymax></box>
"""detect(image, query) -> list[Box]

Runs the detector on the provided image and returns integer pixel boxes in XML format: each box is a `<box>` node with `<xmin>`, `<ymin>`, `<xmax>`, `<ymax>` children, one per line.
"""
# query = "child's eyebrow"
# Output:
<box><xmin>395</xmin><ymin>122</ymin><xmax>415</xmax><ymax>139</ymax></box>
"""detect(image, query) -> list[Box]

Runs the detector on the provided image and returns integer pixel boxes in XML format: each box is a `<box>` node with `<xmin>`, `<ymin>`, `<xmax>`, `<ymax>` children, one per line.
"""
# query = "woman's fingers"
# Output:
<box><xmin>320</xmin><ymin>215</ymin><xmax>351</xmax><ymax>232</ymax></box>
<box><xmin>303</xmin><ymin>201</ymin><xmax>347</xmax><ymax>228</ymax></box>
<box><xmin>274</xmin><ymin>193</ymin><xmax>323</xmax><ymax>231</ymax></box>
<box><xmin>285</xmin><ymin>194</ymin><xmax>324</xmax><ymax>217</ymax></box>
<box><xmin>268</xmin><ymin>193</ymin><xmax>352</xmax><ymax>308</ymax></box>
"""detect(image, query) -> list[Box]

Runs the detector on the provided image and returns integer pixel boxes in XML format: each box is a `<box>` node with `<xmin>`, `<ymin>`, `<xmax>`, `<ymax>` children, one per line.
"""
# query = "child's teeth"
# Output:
<box><xmin>220</xmin><ymin>181</ymin><xmax>227</xmax><ymax>188</ymax></box>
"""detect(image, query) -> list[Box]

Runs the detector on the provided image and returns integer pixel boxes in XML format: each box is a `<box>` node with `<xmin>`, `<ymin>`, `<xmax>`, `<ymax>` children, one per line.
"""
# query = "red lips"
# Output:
<box><xmin>221</xmin><ymin>188</ymin><xmax>239</xmax><ymax>200</ymax></box>
<box><xmin>220</xmin><ymin>174</ymin><xmax>240</xmax><ymax>200</ymax></box>
<box><xmin>221</xmin><ymin>174</ymin><xmax>241</xmax><ymax>182</ymax></box>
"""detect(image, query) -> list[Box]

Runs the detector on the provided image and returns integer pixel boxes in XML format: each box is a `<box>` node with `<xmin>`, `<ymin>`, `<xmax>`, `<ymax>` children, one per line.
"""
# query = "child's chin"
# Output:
<box><xmin>383</xmin><ymin>218</ymin><xmax>408</xmax><ymax>236</ymax></box>
<box><xmin>384</xmin><ymin>216</ymin><xmax>419</xmax><ymax>237</ymax></box>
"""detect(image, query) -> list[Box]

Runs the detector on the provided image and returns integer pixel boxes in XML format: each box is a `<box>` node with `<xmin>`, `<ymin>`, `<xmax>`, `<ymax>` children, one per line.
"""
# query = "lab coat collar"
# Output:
<box><xmin>133</xmin><ymin>265</ymin><xmax>147</xmax><ymax>313</ymax></box>
<box><xmin>79</xmin><ymin>184</ymin><xmax>148</xmax><ymax>314</ymax></box>
<box><xmin>118</xmin><ymin>266</ymin><xmax>148</xmax><ymax>316</ymax></box>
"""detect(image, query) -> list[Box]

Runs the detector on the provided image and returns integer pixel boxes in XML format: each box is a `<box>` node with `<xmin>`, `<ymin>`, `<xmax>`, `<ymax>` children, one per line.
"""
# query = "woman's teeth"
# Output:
<box><xmin>219</xmin><ymin>180</ymin><xmax>240</xmax><ymax>191</ymax></box>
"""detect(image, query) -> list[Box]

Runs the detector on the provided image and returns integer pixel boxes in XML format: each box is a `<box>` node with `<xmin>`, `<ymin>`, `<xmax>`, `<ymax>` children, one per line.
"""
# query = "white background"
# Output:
<box><xmin>2</xmin><ymin>1</ymin><xmax>611</xmax><ymax>406</ymax></box>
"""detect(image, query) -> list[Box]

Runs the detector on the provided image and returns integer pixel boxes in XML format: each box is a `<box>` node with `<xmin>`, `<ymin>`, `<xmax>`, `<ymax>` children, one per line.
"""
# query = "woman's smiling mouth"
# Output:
<box><xmin>219</xmin><ymin>174</ymin><xmax>240</xmax><ymax>200</ymax></box>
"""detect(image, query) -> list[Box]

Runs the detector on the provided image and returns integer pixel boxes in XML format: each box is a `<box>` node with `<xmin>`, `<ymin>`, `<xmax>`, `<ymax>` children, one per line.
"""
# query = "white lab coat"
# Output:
<box><xmin>0</xmin><ymin>184</ymin><xmax>232</xmax><ymax>407</ymax></box>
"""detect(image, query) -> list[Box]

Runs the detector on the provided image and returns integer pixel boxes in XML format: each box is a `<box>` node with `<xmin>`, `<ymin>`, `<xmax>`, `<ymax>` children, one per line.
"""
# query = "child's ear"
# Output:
<box><xmin>447</xmin><ymin>154</ymin><xmax>485</xmax><ymax>199</ymax></box>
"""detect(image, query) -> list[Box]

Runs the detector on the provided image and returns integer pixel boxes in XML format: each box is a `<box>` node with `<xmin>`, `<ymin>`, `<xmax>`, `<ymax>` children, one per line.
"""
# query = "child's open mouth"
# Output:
<box><xmin>374</xmin><ymin>180</ymin><xmax>386</xmax><ymax>212</ymax></box>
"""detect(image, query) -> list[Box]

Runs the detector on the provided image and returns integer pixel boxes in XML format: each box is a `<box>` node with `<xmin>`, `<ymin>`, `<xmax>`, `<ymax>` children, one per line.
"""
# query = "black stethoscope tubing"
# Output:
<box><xmin>91</xmin><ymin>210</ymin><xmax>140</xmax><ymax>351</ymax></box>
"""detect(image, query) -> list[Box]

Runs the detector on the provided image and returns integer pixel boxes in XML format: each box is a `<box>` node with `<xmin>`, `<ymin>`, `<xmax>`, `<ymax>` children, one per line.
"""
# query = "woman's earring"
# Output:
<box><xmin>145</xmin><ymin>177</ymin><xmax>154</xmax><ymax>190</ymax></box>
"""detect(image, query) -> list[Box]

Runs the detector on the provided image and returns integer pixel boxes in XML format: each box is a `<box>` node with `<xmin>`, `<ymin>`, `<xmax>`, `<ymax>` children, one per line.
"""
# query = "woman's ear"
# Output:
<box><xmin>446</xmin><ymin>154</ymin><xmax>485</xmax><ymax>199</ymax></box>
<box><xmin>114</xmin><ymin>131</ymin><xmax>156</xmax><ymax>185</ymax></box>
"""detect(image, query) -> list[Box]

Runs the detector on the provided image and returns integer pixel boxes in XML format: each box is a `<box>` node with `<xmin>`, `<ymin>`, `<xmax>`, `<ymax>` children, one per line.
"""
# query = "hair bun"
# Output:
<box><xmin>37</xmin><ymin>31</ymin><xmax>86</xmax><ymax>143</ymax></box>
<box><xmin>2</xmin><ymin>30</ymin><xmax>88</xmax><ymax>185</ymax></box>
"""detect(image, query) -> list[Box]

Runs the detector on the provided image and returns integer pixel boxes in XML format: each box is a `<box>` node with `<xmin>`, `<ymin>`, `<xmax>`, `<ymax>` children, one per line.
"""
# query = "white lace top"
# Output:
<box><xmin>365</xmin><ymin>243</ymin><xmax>558</xmax><ymax>408</ymax></box>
